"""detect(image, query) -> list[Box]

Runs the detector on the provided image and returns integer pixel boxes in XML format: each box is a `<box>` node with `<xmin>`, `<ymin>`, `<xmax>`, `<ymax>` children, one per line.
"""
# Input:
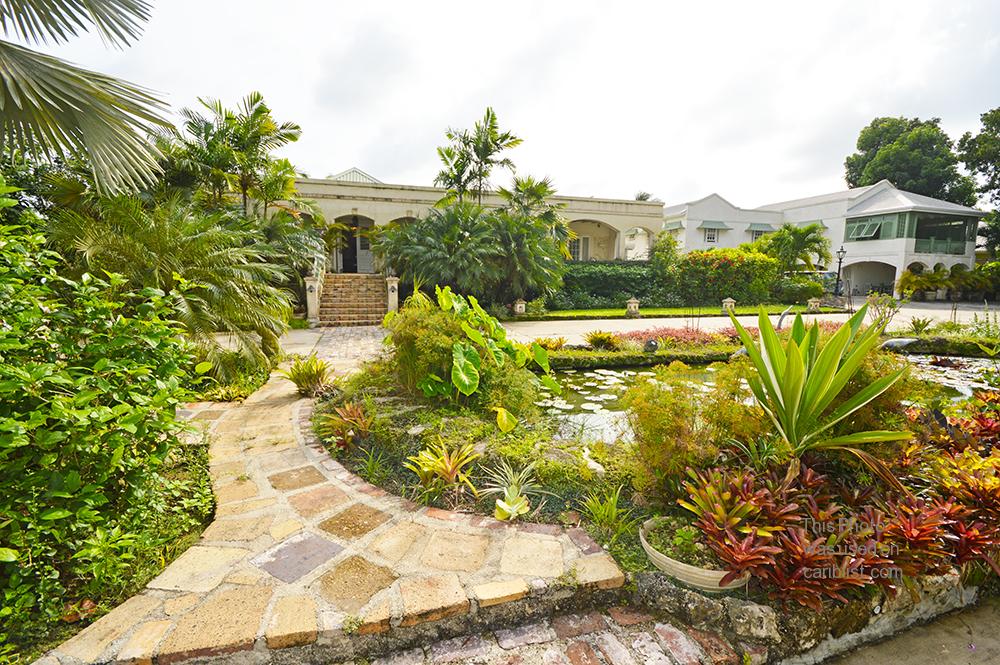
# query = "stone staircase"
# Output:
<box><xmin>319</xmin><ymin>273</ymin><xmax>387</xmax><ymax>327</ymax></box>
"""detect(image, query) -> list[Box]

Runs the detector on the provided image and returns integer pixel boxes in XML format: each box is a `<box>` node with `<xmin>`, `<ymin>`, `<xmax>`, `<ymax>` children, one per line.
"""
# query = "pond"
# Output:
<box><xmin>541</xmin><ymin>355</ymin><xmax>995</xmax><ymax>444</ymax></box>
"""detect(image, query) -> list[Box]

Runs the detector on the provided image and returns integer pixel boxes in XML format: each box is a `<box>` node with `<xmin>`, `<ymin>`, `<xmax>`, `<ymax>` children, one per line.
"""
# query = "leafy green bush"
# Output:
<box><xmin>547</xmin><ymin>347</ymin><xmax>736</xmax><ymax>369</ymax></box>
<box><xmin>0</xmin><ymin>226</ymin><xmax>204</xmax><ymax>646</ymax></box>
<box><xmin>384</xmin><ymin>287</ymin><xmax>557</xmax><ymax>422</ymax></box>
<box><xmin>622</xmin><ymin>363</ymin><xmax>722</xmax><ymax>500</ymax></box>
<box><xmin>674</xmin><ymin>248</ymin><xmax>780</xmax><ymax>305</ymax></box>
<box><xmin>771</xmin><ymin>276</ymin><xmax>824</xmax><ymax>303</ymax></box>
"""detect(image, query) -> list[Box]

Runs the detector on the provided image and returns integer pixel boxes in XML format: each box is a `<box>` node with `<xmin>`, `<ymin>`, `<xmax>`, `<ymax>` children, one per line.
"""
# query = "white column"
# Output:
<box><xmin>305</xmin><ymin>276</ymin><xmax>322</xmax><ymax>326</ymax></box>
<box><xmin>386</xmin><ymin>277</ymin><xmax>400</xmax><ymax>312</ymax></box>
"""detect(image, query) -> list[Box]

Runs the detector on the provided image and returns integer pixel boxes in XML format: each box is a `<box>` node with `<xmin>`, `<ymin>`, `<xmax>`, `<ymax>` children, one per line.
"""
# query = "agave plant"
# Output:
<box><xmin>728</xmin><ymin>305</ymin><xmax>910</xmax><ymax>489</ymax></box>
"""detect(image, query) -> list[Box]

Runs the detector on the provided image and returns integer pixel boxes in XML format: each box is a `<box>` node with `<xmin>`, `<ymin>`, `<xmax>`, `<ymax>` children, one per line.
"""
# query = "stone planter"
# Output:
<box><xmin>936</xmin><ymin>288</ymin><xmax>949</xmax><ymax>301</ymax></box>
<box><xmin>923</xmin><ymin>290</ymin><xmax>938</xmax><ymax>301</ymax></box>
<box><xmin>639</xmin><ymin>518</ymin><xmax>748</xmax><ymax>593</ymax></box>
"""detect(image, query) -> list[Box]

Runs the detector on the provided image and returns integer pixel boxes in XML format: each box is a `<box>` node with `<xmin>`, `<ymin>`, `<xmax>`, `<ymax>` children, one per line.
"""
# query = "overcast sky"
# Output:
<box><xmin>35</xmin><ymin>0</ymin><xmax>1000</xmax><ymax>207</ymax></box>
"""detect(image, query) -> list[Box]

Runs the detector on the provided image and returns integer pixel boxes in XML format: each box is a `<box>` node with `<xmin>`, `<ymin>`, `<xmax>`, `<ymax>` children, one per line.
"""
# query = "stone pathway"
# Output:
<box><xmin>40</xmin><ymin>327</ymin><xmax>624</xmax><ymax>665</ymax></box>
<box><xmin>365</xmin><ymin>606</ymin><xmax>748</xmax><ymax>665</ymax></box>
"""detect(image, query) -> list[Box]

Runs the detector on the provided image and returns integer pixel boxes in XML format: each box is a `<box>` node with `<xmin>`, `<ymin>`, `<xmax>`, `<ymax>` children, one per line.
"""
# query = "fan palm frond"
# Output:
<box><xmin>0</xmin><ymin>0</ymin><xmax>169</xmax><ymax>194</ymax></box>
<box><xmin>0</xmin><ymin>0</ymin><xmax>151</xmax><ymax>47</ymax></box>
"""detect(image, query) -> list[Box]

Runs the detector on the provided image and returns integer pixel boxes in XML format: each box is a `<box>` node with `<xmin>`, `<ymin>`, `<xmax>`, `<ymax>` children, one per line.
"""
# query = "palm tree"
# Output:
<box><xmin>487</xmin><ymin>210</ymin><xmax>566</xmax><ymax>302</ymax></box>
<box><xmin>0</xmin><ymin>0</ymin><xmax>170</xmax><ymax>193</ymax></box>
<box><xmin>467</xmin><ymin>107</ymin><xmax>521</xmax><ymax>203</ymax></box>
<box><xmin>47</xmin><ymin>194</ymin><xmax>293</xmax><ymax>373</ymax></box>
<box><xmin>434</xmin><ymin>108</ymin><xmax>520</xmax><ymax>204</ymax></box>
<box><xmin>498</xmin><ymin>175</ymin><xmax>572</xmax><ymax>257</ymax></box>
<box><xmin>161</xmin><ymin>93</ymin><xmax>301</xmax><ymax>214</ymax></box>
<box><xmin>759</xmin><ymin>222</ymin><xmax>832</xmax><ymax>272</ymax></box>
<box><xmin>373</xmin><ymin>202</ymin><xmax>500</xmax><ymax>295</ymax></box>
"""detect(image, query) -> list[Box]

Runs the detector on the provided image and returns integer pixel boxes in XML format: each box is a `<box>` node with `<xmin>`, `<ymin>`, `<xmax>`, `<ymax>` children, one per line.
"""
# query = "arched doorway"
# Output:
<box><xmin>334</xmin><ymin>214</ymin><xmax>375</xmax><ymax>273</ymax></box>
<box><xmin>843</xmin><ymin>261</ymin><xmax>897</xmax><ymax>296</ymax></box>
<box><xmin>568</xmin><ymin>220</ymin><xmax>619</xmax><ymax>261</ymax></box>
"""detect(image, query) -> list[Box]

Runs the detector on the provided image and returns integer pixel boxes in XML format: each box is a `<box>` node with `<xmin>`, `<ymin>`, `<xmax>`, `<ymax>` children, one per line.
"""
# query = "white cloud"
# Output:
<box><xmin>26</xmin><ymin>0</ymin><xmax>1000</xmax><ymax>206</ymax></box>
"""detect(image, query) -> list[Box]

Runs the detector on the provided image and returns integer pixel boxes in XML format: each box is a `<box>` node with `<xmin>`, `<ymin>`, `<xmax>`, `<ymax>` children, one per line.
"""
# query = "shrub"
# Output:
<box><xmin>674</xmin><ymin>248</ymin><xmax>780</xmax><ymax>305</ymax></box>
<box><xmin>584</xmin><ymin>330</ymin><xmax>623</xmax><ymax>350</ymax></box>
<box><xmin>279</xmin><ymin>355</ymin><xmax>336</xmax><ymax>397</ymax></box>
<box><xmin>533</xmin><ymin>336</ymin><xmax>567</xmax><ymax>351</ymax></box>
<box><xmin>0</xmin><ymin>226</ymin><xmax>200</xmax><ymax>640</ymax></box>
<box><xmin>384</xmin><ymin>286</ymin><xmax>556</xmax><ymax>419</ymax></box>
<box><xmin>548</xmin><ymin>261</ymin><xmax>654</xmax><ymax>309</ymax></box>
<box><xmin>619</xmin><ymin>326</ymin><xmax>725</xmax><ymax>346</ymax></box>
<box><xmin>771</xmin><ymin>276</ymin><xmax>824</xmax><ymax>303</ymax></box>
<box><xmin>622</xmin><ymin>364</ymin><xmax>720</xmax><ymax>500</ymax></box>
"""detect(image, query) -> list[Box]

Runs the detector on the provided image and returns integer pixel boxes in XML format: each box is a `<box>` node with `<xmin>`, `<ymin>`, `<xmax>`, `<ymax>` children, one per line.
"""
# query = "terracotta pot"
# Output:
<box><xmin>639</xmin><ymin>518</ymin><xmax>749</xmax><ymax>593</ymax></box>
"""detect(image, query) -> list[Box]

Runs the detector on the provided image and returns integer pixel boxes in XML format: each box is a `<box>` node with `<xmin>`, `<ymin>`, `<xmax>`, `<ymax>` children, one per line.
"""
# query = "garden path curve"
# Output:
<box><xmin>39</xmin><ymin>327</ymin><xmax>624</xmax><ymax>665</ymax></box>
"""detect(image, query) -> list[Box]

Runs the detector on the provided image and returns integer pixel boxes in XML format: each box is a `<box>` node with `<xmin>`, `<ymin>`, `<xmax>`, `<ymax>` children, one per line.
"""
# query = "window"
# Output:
<box><xmin>569</xmin><ymin>237</ymin><xmax>591</xmax><ymax>261</ymax></box>
<box><xmin>750</xmin><ymin>229</ymin><xmax>765</xmax><ymax>243</ymax></box>
<box><xmin>847</xmin><ymin>221</ymin><xmax>881</xmax><ymax>240</ymax></box>
<box><xmin>704</xmin><ymin>228</ymin><xmax>718</xmax><ymax>243</ymax></box>
<box><xmin>359</xmin><ymin>235</ymin><xmax>370</xmax><ymax>250</ymax></box>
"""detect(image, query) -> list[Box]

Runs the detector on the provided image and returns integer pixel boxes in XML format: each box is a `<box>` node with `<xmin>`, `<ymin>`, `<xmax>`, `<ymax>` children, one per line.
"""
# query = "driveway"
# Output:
<box><xmin>504</xmin><ymin>301</ymin><xmax>995</xmax><ymax>345</ymax></box>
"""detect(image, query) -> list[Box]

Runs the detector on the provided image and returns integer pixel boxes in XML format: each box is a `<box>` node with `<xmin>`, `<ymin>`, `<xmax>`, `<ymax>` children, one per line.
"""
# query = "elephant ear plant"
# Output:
<box><xmin>728</xmin><ymin>305</ymin><xmax>910</xmax><ymax>490</ymax></box>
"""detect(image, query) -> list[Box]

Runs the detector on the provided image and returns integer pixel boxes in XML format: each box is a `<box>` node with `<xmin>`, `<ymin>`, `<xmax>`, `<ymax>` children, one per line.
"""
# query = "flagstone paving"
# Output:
<box><xmin>40</xmin><ymin>326</ymin><xmax>624</xmax><ymax>665</ymax></box>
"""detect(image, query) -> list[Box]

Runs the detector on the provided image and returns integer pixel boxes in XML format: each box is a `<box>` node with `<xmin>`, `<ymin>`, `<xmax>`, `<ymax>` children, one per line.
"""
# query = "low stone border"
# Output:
<box><xmin>633</xmin><ymin>569</ymin><xmax>979</xmax><ymax>663</ymax></box>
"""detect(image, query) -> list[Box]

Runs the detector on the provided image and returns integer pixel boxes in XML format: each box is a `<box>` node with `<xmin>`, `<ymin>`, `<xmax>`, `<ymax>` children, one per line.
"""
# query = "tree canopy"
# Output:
<box><xmin>844</xmin><ymin>116</ymin><xmax>976</xmax><ymax>206</ymax></box>
<box><xmin>751</xmin><ymin>223</ymin><xmax>831</xmax><ymax>273</ymax></box>
<box><xmin>959</xmin><ymin>107</ymin><xmax>1000</xmax><ymax>256</ymax></box>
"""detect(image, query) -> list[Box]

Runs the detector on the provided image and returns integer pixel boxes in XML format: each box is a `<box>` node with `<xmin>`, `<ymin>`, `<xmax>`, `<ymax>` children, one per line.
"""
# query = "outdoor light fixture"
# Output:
<box><xmin>835</xmin><ymin>246</ymin><xmax>847</xmax><ymax>296</ymax></box>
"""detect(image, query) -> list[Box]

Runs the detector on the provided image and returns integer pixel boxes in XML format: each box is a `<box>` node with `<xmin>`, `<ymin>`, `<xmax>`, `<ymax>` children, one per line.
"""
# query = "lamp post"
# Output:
<box><xmin>835</xmin><ymin>246</ymin><xmax>847</xmax><ymax>296</ymax></box>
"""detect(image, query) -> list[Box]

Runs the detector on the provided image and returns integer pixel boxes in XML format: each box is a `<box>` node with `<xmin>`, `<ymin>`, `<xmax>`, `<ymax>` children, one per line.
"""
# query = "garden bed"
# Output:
<box><xmin>515</xmin><ymin>304</ymin><xmax>843</xmax><ymax>321</ymax></box>
<box><xmin>285</xmin><ymin>290</ymin><xmax>1000</xmax><ymax>664</ymax></box>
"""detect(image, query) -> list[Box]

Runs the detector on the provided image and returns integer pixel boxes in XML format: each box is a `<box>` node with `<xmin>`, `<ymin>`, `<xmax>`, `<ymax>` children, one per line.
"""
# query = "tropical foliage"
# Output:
<box><xmin>845</xmin><ymin>116</ymin><xmax>977</xmax><ymax>206</ymax></box>
<box><xmin>0</xmin><ymin>223</ymin><xmax>211</xmax><ymax>652</ymax></box>
<box><xmin>727</xmin><ymin>305</ymin><xmax>910</xmax><ymax>487</ymax></box>
<box><xmin>751</xmin><ymin>222</ymin><xmax>832</xmax><ymax>272</ymax></box>
<box><xmin>0</xmin><ymin>0</ymin><xmax>168</xmax><ymax>193</ymax></box>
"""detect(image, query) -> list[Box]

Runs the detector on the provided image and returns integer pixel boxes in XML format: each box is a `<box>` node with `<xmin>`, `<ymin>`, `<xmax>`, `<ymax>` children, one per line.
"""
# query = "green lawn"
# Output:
<box><xmin>524</xmin><ymin>304</ymin><xmax>843</xmax><ymax>321</ymax></box>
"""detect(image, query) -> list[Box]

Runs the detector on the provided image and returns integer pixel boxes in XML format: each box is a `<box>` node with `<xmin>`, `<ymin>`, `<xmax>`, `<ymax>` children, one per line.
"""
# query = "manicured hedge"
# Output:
<box><xmin>546</xmin><ymin>261</ymin><xmax>668</xmax><ymax>310</ymax></box>
<box><xmin>548</xmin><ymin>346</ymin><xmax>737</xmax><ymax>369</ymax></box>
<box><xmin>547</xmin><ymin>249</ymin><xmax>785</xmax><ymax>309</ymax></box>
<box><xmin>674</xmin><ymin>249</ymin><xmax>780</xmax><ymax>305</ymax></box>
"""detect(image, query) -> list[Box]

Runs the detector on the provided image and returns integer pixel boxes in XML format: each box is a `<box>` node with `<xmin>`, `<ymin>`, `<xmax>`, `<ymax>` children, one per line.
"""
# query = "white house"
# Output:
<box><xmin>662</xmin><ymin>180</ymin><xmax>982</xmax><ymax>296</ymax></box>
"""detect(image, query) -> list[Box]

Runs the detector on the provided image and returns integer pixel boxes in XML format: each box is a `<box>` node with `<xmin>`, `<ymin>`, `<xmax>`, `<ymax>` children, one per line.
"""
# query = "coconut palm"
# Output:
<box><xmin>47</xmin><ymin>194</ymin><xmax>293</xmax><ymax>373</ymax></box>
<box><xmin>759</xmin><ymin>222</ymin><xmax>832</xmax><ymax>272</ymax></box>
<box><xmin>0</xmin><ymin>0</ymin><xmax>170</xmax><ymax>193</ymax></box>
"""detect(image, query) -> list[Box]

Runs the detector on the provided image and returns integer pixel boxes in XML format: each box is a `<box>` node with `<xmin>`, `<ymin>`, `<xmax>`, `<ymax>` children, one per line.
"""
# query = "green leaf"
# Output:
<box><xmin>462</xmin><ymin>323</ymin><xmax>485</xmax><ymax>348</ymax></box>
<box><xmin>538</xmin><ymin>374</ymin><xmax>562</xmax><ymax>395</ymax></box>
<box><xmin>530</xmin><ymin>342</ymin><xmax>550</xmax><ymax>374</ymax></box>
<box><xmin>436</xmin><ymin>284</ymin><xmax>454</xmax><ymax>312</ymax></box>
<box><xmin>0</xmin><ymin>547</ymin><xmax>17</xmax><ymax>562</ymax></box>
<box><xmin>194</xmin><ymin>361</ymin><xmax>213</xmax><ymax>375</ymax></box>
<box><xmin>40</xmin><ymin>508</ymin><xmax>72</xmax><ymax>520</ymax></box>
<box><xmin>494</xmin><ymin>407</ymin><xmax>518</xmax><ymax>433</ymax></box>
<box><xmin>451</xmin><ymin>342</ymin><xmax>481</xmax><ymax>396</ymax></box>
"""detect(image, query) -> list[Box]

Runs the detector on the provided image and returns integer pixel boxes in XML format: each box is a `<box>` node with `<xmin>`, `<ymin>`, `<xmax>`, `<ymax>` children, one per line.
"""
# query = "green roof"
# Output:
<box><xmin>748</xmin><ymin>223</ymin><xmax>775</xmax><ymax>232</ymax></box>
<box><xmin>662</xmin><ymin>220</ymin><xmax>684</xmax><ymax>231</ymax></box>
<box><xmin>697</xmin><ymin>220</ymin><xmax>732</xmax><ymax>230</ymax></box>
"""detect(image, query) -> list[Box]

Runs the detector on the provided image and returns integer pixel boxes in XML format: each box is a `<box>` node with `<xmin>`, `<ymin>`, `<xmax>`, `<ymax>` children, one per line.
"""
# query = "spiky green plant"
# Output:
<box><xmin>728</xmin><ymin>305</ymin><xmax>910</xmax><ymax>489</ymax></box>
<box><xmin>278</xmin><ymin>355</ymin><xmax>334</xmax><ymax>397</ymax></box>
